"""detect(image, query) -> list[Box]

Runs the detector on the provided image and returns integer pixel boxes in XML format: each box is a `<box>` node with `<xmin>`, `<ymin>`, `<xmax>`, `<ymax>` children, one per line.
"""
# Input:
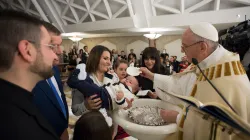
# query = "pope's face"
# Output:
<box><xmin>181</xmin><ymin>29</ymin><xmax>202</xmax><ymax>63</ymax></box>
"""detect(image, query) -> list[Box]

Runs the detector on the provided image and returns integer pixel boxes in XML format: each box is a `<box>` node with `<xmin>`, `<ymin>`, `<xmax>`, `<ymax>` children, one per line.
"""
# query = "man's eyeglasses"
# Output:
<box><xmin>181</xmin><ymin>41</ymin><xmax>204</xmax><ymax>50</ymax></box>
<box><xmin>27</xmin><ymin>40</ymin><xmax>57</xmax><ymax>50</ymax></box>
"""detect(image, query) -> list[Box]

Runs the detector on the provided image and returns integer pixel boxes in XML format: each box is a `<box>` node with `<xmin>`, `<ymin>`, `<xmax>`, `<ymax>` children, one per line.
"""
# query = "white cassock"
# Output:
<box><xmin>154</xmin><ymin>45</ymin><xmax>250</xmax><ymax>140</ymax></box>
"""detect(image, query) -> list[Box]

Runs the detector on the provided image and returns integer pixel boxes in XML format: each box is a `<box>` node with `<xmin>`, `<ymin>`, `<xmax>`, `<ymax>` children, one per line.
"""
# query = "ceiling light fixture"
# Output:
<box><xmin>68</xmin><ymin>36</ymin><xmax>83</xmax><ymax>42</ymax></box>
<box><xmin>143</xmin><ymin>33</ymin><xmax>162</xmax><ymax>39</ymax></box>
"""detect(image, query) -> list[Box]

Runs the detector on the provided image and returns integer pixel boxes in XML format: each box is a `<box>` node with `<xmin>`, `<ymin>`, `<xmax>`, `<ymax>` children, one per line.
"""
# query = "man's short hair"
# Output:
<box><xmin>84</xmin><ymin>46</ymin><xmax>88</xmax><ymax>49</ymax></box>
<box><xmin>0</xmin><ymin>10</ymin><xmax>43</xmax><ymax>71</ymax></box>
<box><xmin>42</xmin><ymin>21</ymin><xmax>61</xmax><ymax>35</ymax></box>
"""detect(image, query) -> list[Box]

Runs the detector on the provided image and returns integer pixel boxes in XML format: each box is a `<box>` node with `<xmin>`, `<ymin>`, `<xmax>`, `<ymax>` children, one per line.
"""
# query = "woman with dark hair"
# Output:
<box><xmin>79</xmin><ymin>49</ymin><xmax>83</xmax><ymax>55</ymax></box>
<box><xmin>160</xmin><ymin>53</ymin><xmax>166</xmax><ymax>67</ymax></box>
<box><xmin>69</xmin><ymin>45</ymin><xmax>118</xmax><ymax>112</ymax></box>
<box><xmin>73</xmin><ymin>110</ymin><xmax>114</xmax><ymax>140</ymax></box>
<box><xmin>141</xmin><ymin>47</ymin><xmax>164</xmax><ymax>74</ymax></box>
<box><xmin>138</xmin><ymin>47</ymin><xmax>165</xmax><ymax>98</ymax></box>
<box><xmin>85</xmin><ymin>45</ymin><xmax>112</xmax><ymax>74</ymax></box>
<box><xmin>79</xmin><ymin>49</ymin><xmax>84</xmax><ymax>62</ymax></box>
<box><xmin>68</xmin><ymin>45</ymin><xmax>136</xmax><ymax>110</ymax></box>
<box><xmin>68</xmin><ymin>45</ymin><xmax>134</xmax><ymax>113</ymax></box>
<box><xmin>128</xmin><ymin>55</ymin><xmax>138</xmax><ymax>67</ymax></box>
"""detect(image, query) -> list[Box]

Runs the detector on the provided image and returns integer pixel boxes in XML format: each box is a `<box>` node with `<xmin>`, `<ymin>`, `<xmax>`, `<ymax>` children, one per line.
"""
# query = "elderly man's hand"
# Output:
<box><xmin>85</xmin><ymin>94</ymin><xmax>102</xmax><ymax>110</ymax></box>
<box><xmin>139</xmin><ymin>67</ymin><xmax>154</xmax><ymax>81</ymax></box>
<box><xmin>160</xmin><ymin>109</ymin><xmax>179</xmax><ymax>123</ymax></box>
<box><xmin>147</xmin><ymin>91</ymin><xmax>158</xmax><ymax>99</ymax></box>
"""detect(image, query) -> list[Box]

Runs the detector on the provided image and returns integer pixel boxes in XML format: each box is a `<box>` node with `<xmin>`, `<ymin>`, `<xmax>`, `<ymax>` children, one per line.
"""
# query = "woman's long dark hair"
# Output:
<box><xmin>141</xmin><ymin>47</ymin><xmax>161</xmax><ymax>73</ymax></box>
<box><xmin>86</xmin><ymin>45</ymin><xmax>111</xmax><ymax>73</ymax></box>
<box><xmin>73</xmin><ymin>110</ymin><xmax>113</xmax><ymax>140</ymax></box>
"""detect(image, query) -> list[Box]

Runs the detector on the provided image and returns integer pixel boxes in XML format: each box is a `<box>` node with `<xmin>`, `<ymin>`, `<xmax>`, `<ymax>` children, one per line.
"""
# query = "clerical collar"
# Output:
<box><xmin>198</xmin><ymin>45</ymin><xmax>226</xmax><ymax>70</ymax></box>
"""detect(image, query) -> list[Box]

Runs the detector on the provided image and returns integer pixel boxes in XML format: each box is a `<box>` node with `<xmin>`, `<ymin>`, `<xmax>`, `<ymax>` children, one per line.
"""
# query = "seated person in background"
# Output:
<box><xmin>67</xmin><ymin>64</ymin><xmax>140</xmax><ymax>110</ymax></box>
<box><xmin>67</xmin><ymin>55</ymin><xmax>77</xmax><ymax>72</ymax></box>
<box><xmin>165</xmin><ymin>60</ymin><xmax>173</xmax><ymax>75</ymax></box>
<box><xmin>128</xmin><ymin>55</ymin><xmax>138</xmax><ymax>67</ymax></box>
<box><xmin>73</xmin><ymin>109</ymin><xmax>114</xmax><ymax>140</ymax></box>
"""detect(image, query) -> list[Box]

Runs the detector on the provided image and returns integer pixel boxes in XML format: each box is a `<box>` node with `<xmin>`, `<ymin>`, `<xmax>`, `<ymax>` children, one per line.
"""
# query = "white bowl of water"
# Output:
<box><xmin>113</xmin><ymin>99</ymin><xmax>181</xmax><ymax>140</ymax></box>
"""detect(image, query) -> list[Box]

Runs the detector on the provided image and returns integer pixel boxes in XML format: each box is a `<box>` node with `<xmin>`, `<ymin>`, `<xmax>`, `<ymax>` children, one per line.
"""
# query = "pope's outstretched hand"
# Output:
<box><xmin>139</xmin><ymin>67</ymin><xmax>154</xmax><ymax>80</ymax></box>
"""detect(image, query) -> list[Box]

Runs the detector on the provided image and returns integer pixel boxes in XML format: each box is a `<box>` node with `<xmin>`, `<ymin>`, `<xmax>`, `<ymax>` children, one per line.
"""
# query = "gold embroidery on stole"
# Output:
<box><xmin>237</xmin><ymin>61</ymin><xmax>244</xmax><ymax>74</ymax></box>
<box><xmin>215</xmin><ymin>64</ymin><xmax>222</xmax><ymax>78</ymax></box>
<box><xmin>209</xmin><ymin>67</ymin><xmax>215</xmax><ymax>80</ymax></box>
<box><xmin>224</xmin><ymin>62</ymin><xmax>231</xmax><ymax>76</ymax></box>
<box><xmin>203</xmin><ymin>68</ymin><xmax>209</xmax><ymax>81</ymax></box>
<box><xmin>231</xmin><ymin>61</ymin><xmax>240</xmax><ymax>75</ymax></box>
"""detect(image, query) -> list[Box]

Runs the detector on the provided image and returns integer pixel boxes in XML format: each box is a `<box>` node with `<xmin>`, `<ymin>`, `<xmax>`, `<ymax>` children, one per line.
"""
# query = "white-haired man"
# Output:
<box><xmin>140</xmin><ymin>22</ymin><xmax>250</xmax><ymax>140</ymax></box>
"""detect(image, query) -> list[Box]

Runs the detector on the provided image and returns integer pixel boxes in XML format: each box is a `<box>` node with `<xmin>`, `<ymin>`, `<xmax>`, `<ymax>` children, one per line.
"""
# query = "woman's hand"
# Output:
<box><xmin>84</xmin><ymin>94</ymin><xmax>102</xmax><ymax>110</ymax></box>
<box><xmin>147</xmin><ymin>91</ymin><xmax>158</xmax><ymax>99</ymax></box>
<box><xmin>139</xmin><ymin>67</ymin><xmax>154</xmax><ymax>81</ymax></box>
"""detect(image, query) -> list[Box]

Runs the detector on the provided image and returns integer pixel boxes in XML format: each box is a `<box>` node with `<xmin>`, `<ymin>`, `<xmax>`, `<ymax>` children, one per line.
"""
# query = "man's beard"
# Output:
<box><xmin>30</xmin><ymin>51</ymin><xmax>54</xmax><ymax>80</ymax></box>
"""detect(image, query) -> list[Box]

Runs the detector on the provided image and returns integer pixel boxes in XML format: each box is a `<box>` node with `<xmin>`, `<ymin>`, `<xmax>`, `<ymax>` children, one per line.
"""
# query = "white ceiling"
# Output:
<box><xmin>0</xmin><ymin>0</ymin><xmax>249</xmax><ymax>38</ymax></box>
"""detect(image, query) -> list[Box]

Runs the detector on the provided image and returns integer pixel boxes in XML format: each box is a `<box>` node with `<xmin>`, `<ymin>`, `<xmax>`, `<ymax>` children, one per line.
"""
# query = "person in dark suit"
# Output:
<box><xmin>0</xmin><ymin>10</ymin><xmax>59</xmax><ymax>140</ymax></box>
<box><xmin>172</xmin><ymin>56</ymin><xmax>180</xmax><ymax>73</ymax></box>
<box><xmin>81</xmin><ymin>46</ymin><xmax>89</xmax><ymax>64</ymax></box>
<box><xmin>32</xmin><ymin>22</ymin><xmax>69</xmax><ymax>140</ymax></box>
<box><xmin>120</xmin><ymin>50</ymin><xmax>127</xmax><ymax>60</ymax></box>
<box><xmin>33</xmin><ymin>67</ymin><xmax>69</xmax><ymax>139</ymax></box>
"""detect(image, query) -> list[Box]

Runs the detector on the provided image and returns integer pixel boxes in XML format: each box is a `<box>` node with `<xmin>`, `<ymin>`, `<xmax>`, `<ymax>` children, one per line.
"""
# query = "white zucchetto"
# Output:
<box><xmin>190</xmin><ymin>22</ymin><xmax>218</xmax><ymax>42</ymax></box>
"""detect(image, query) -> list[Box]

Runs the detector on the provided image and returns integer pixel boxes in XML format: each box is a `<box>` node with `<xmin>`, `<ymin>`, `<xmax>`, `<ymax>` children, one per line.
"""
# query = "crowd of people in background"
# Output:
<box><xmin>62</xmin><ymin>45</ymin><xmax>191</xmax><ymax>76</ymax></box>
<box><xmin>106</xmin><ymin>48</ymin><xmax>190</xmax><ymax>76</ymax></box>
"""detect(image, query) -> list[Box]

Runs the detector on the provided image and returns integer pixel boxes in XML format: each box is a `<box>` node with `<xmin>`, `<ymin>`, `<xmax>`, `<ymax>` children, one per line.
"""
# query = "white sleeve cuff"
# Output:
<box><xmin>76</xmin><ymin>64</ymin><xmax>87</xmax><ymax>80</ymax></box>
<box><xmin>115</xmin><ymin>97</ymin><xmax>128</xmax><ymax>108</ymax></box>
<box><xmin>115</xmin><ymin>97</ymin><xmax>125</xmax><ymax>103</ymax></box>
<box><xmin>176</xmin><ymin>113</ymin><xmax>181</xmax><ymax>125</ymax></box>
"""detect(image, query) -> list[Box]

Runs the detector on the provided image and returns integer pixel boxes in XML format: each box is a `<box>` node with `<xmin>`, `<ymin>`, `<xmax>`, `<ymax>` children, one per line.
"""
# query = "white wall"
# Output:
<box><xmin>78</xmin><ymin>42</ymin><xmax>87</xmax><ymax>53</ymax></box>
<box><xmin>98</xmin><ymin>40</ymin><xmax>117</xmax><ymax>51</ymax></box>
<box><xmin>164</xmin><ymin>39</ymin><xmax>184</xmax><ymax>61</ymax></box>
<box><xmin>126</xmin><ymin>40</ymin><xmax>148</xmax><ymax>59</ymax></box>
<box><xmin>61</xmin><ymin>45</ymin><xmax>65</xmax><ymax>51</ymax></box>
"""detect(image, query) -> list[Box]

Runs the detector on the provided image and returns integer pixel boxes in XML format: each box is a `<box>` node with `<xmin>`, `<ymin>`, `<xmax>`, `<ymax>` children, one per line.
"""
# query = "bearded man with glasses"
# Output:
<box><xmin>140</xmin><ymin>22</ymin><xmax>250</xmax><ymax>140</ymax></box>
<box><xmin>0</xmin><ymin>10</ymin><xmax>59</xmax><ymax>140</ymax></box>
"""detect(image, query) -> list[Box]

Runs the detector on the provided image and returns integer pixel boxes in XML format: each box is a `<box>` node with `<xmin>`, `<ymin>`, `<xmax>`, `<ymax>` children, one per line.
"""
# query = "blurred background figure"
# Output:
<box><xmin>120</xmin><ymin>50</ymin><xmax>127</xmax><ymax>60</ymax></box>
<box><xmin>81</xmin><ymin>46</ymin><xmax>89</xmax><ymax>64</ymax></box>
<box><xmin>128</xmin><ymin>49</ymin><xmax>137</xmax><ymax>63</ymax></box>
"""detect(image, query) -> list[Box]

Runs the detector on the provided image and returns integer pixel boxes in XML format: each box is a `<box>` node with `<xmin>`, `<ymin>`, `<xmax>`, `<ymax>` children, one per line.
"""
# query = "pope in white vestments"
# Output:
<box><xmin>140</xmin><ymin>23</ymin><xmax>250</xmax><ymax>140</ymax></box>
